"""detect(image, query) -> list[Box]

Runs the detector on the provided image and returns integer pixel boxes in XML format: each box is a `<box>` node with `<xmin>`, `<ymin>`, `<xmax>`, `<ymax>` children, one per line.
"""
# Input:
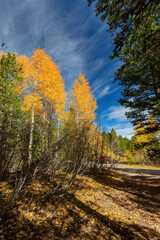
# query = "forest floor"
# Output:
<box><xmin>0</xmin><ymin>167</ymin><xmax>160</xmax><ymax>240</ymax></box>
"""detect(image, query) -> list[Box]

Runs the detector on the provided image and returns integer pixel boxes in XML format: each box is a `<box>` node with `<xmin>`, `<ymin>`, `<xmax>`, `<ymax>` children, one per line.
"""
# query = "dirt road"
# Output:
<box><xmin>113</xmin><ymin>164</ymin><xmax>160</xmax><ymax>178</ymax></box>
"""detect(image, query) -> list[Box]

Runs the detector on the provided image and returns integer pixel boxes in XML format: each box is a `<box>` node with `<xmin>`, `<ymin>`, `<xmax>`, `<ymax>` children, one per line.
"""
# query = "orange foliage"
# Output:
<box><xmin>22</xmin><ymin>94</ymin><xmax>43</xmax><ymax>114</ymax></box>
<box><xmin>17</xmin><ymin>49</ymin><xmax>66</xmax><ymax>122</ymax></box>
<box><xmin>134</xmin><ymin>116</ymin><xmax>158</xmax><ymax>147</ymax></box>
<box><xmin>71</xmin><ymin>73</ymin><xmax>97</xmax><ymax>123</ymax></box>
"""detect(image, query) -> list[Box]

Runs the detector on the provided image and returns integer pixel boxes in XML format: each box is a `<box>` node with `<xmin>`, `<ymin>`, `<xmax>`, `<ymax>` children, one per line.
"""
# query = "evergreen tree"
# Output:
<box><xmin>88</xmin><ymin>0</ymin><xmax>159</xmax><ymax>58</ymax></box>
<box><xmin>108</xmin><ymin>128</ymin><xmax>119</xmax><ymax>155</ymax></box>
<box><xmin>118</xmin><ymin>135</ymin><xmax>126</xmax><ymax>153</ymax></box>
<box><xmin>0</xmin><ymin>52</ymin><xmax>25</xmax><ymax>172</ymax></box>
<box><xmin>116</xmin><ymin>13</ymin><xmax>160</xmax><ymax>128</ymax></box>
<box><xmin>88</xmin><ymin>0</ymin><xmax>160</xmax><ymax>132</ymax></box>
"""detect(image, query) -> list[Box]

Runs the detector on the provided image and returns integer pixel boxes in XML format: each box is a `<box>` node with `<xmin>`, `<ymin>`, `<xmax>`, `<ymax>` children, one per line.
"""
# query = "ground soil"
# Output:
<box><xmin>0</xmin><ymin>165</ymin><xmax>160</xmax><ymax>239</ymax></box>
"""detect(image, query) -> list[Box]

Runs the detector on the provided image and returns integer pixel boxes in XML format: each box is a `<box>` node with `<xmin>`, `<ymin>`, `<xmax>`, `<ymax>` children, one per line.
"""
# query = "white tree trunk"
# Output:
<box><xmin>57</xmin><ymin>120</ymin><xmax>60</xmax><ymax>139</ymax></box>
<box><xmin>28</xmin><ymin>109</ymin><xmax>35</xmax><ymax>165</ymax></box>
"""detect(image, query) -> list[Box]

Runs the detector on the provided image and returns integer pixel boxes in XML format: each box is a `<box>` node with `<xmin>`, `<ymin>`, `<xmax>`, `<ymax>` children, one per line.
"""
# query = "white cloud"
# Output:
<box><xmin>114</xmin><ymin>125</ymin><xmax>134</xmax><ymax>139</ymax></box>
<box><xmin>0</xmin><ymin>0</ymin><xmax>115</xmax><ymax>93</ymax></box>
<box><xmin>102</xmin><ymin>105</ymin><xmax>134</xmax><ymax>138</ymax></box>
<box><xmin>92</xmin><ymin>78</ymin><xmax>119</xmax><ymax>100</ymax></box>
<box><xmin>46</xmin><ymin>29</ymin><xmax>84</xmax><ymax>90</ymax></box>
<box><xmin>96</xmin><ymin>85</ymin><xmax>118</xmax><ymax>100</ymax></box>
<box><xmin>0</xmin><ymin>0</ymin><xmax>133</xmax><ymax>140</ymax></box>
<box><xmin>0</xmin><ymin>0</ymin><xmax>85</xmax><ymax>90</ymax></box>
<box><xmin>107</xmin><ymin>106</ymin><xmax>128</xmax><ymax>121</ymax></box>
<box><xmin>0</xmin><ymin>0</ymin><xmax>116</xmax><ymax>92</ymax></box>
<box><xmin>105</xmin><ymin>122</ymin><xmax>134</xmax><ymax>139</ymax></box>
<box><xmin>98</xmin><ymin>85</ymin><xmax>110</xmax><ymax>98</ymax></box>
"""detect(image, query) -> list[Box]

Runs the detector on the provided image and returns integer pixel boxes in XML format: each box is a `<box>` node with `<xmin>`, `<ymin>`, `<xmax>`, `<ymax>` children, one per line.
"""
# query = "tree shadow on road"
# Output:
<box><xmin>113</xmin><ymin>166</ymin><xmax>160</xmax><ymax>176</ymax></box>
<box><xmin>93</xmin><ymin>170</ymin><xmax>160</xmax><ymax>215</ymax></box>
<box><xmin>0</xmin><ymin>171</ymin><xmax>160</xmax><ymax>240</ymax></box>
<box><xmin>63</xmin><ymin>193</ymin><xmax>160</xmax><ymax>240</ymax></box>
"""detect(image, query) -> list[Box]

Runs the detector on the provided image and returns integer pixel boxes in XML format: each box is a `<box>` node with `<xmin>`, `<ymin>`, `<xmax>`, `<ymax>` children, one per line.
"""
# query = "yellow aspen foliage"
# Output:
<box><xmin>22</xmin><ymin>94</ymin><xmax>43</xmax><ymax>113</ymax></box>
<box><xmin>134</xmin><ymin>116</ymin><xmax>158</xmax><ymax>148</ymax></box>
<box><xmin>134</xmin><ymin>122</ymin><xmax>148</xmax><ymax>144</ymax></box>
<box><xmin>0</xmin><ymin>49</ymin><xmax>4</xmax><ymax>58</ymax></box>
<box><xmin>17</xmin><ymin>48</ymin><xmax>66</xmax><ymax>121</ymax></box>
<box><xmin>87</xmin><ymin>124</ymin><xmax>105</xmax><ymax>156</ymax></box>
<box><xmin>31</xmin><ymin>48</ymin><xmax>66</xmax><ymax>122</ymax></box>
<box><xmin>71</xmin><ymin>73</ymin><xmax>97</xmax><ymax>124</ymax></box>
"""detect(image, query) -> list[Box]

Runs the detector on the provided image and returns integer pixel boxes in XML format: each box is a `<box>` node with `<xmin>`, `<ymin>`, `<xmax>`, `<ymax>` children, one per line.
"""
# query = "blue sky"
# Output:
<box><xmin>0</xmin><ymin>0</ymin><xmax>134</xmax><ymax>138</ymax></box>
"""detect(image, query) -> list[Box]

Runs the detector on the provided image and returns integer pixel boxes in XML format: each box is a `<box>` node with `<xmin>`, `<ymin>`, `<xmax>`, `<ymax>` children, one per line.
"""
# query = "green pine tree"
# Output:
<box><xmin>0</xmin><ymin>52</ymin><xmax>25</xmax><ymax>173</ymax></box>
<box><xmin>88</xmin><ymin>0</ymin><xmax>160</xmax><ymax>132</ymax></box>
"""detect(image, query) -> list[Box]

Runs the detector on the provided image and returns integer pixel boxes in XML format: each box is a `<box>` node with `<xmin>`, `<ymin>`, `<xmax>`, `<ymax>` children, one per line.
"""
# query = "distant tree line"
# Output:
<box><xmin>102</xmin><ymin>128</ymin><xmax>133</xmax><ymax>157</ymax></box>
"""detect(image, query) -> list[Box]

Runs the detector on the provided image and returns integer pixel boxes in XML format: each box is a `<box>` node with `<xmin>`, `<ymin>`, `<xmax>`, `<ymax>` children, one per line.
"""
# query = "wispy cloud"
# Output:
<box><xmin>102</xmin><ymin>105</ymin><xmax>134</xmax><ymax>138</ymax></box>
<box><xmin>116</xmin><ymin>127</ymin><xmax>133</xmax><ymax>139</ymax></box>
<box><xmin>97</xmin><ymin>85</ymin><xmax>110</xmax><ymax>99</ymax></box>
<box><xmin>0</xmin><ymin>0</ymin><xmax>114</xmax><ymax>92</ymax></box>
<box><xmin>0</xmin><ymin>0</ymin><xmax>133</xmax><ymax>138</ymax></box>
<box><xmin>107</xmin><ymin>106</ymin><xmax>128</xmax><ymax>121</ymax></box>
<box><xmin>95</xmin><ymin>85</ymin><xmax>118</xmax><ymax>100</ymax></box>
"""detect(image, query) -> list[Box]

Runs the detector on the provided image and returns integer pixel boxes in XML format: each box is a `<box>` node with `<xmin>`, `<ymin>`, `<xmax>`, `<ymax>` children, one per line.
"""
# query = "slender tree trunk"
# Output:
<box><xmin>55</xmin><ymin>119</ymin><xmax>60</xmax><ymax>159</ymax></box>
<box><xmin>28</xmin><ymin>108</ymin><xmax>35</xmax><ymax>165</ymax></box>
<box><xmin>57</xmin><ymin>120</ymin><xmax>60</xmax><ymax>139</ymax></box>
<box><xmin>7</xmin><ymin>109</ymin><xmax>35</xmax><ymax>206</ymax></box>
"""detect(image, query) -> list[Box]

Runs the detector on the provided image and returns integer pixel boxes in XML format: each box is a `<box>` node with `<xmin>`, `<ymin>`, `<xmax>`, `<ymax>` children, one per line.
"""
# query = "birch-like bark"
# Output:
<box><xmin>57</xmin><ymin>120</ymin><xmax>60</xmax><ymax>139</ymax></box>
<box><xmin>28</xmin><ymin>108</ymin><xmax>35</xmax><ymax>165</ymax></box>
<box><xmin>55</xmin><ymin>119</ymin><xmax>60</xmax><ymax>159</ymax></box>
<box><xmin>7</xmin><ymin>110</ymin><xmax>35</xmax><ymax>207</ymax></box>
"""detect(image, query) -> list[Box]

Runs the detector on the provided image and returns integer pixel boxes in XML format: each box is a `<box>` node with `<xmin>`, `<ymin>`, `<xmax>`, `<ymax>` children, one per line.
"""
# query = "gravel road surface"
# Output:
<box><xmin>113</xmin><ymin>164</ymin><xmax>160</xmax><ymax>178</ymax></box>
